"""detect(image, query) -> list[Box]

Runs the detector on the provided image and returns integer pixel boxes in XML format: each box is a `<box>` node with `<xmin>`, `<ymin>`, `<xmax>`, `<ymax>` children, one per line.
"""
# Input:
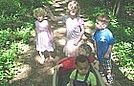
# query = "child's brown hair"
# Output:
<box><xmin>97</xmin><ymin>14</ymin><xmax>110</xmax><ymax>26</ymax></box>
<box><xmin>76</xmin><ymin>43</ymin><xmax>92</xmax><ymax>56</ymax></box>
<box><xmin>75</xmin><ymin>55</ymin><xmax>89</xmax><ymax>65</ymax></box>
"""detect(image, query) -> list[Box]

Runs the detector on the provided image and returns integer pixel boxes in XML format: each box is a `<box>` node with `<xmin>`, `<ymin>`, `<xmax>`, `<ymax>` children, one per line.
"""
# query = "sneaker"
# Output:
<box><xmin>106</xmin><ymin>74</ymin><xmax>113</xmax><ymax>83</ymax></box>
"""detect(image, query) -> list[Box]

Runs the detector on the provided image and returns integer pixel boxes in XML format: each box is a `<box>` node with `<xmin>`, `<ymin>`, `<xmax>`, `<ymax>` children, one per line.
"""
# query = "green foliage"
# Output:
<box><xmin>12</xmin><ymin>23</ymin><xmax>33</xmax><ymax>43</ymax></box>
<box><xmin>0</xmin><ymin>0</ymin><xmax>20</xmax><ymax>16</ymax></box>
<box><xmin>0</xmin><ymin>22</ymin><xmax>33</xmax><ymax>49</ymax></box>
<box><xmin>0</xmin><ymin>9</ymin><xmax>32</xmax><ymax>30</ymax></box>
<box><xmin>0</xmin><ymin>0</ymin><xmax>52</xmax><ymax>84</ymax></box>
<box><xmin>111</xmin><ymin>17</ymin><xmax>134</xmax><ymax>81</ymax></box>
<box><xmin>0</xmin><ymin>43</ymin><xmax>18</xmax><ymax>84</ymax></box>
<box><xmin>0</xmin><ymin>29</ymin><xmax>14</xmax><ymax>49</ymax></box>
<box><xmin>0</xmin><ymin>23</ymin><xmax>33</xmax><ymax>84</ymax></box>
<box><xmin>0</xmin><ymin>0</ymin><xmax>51</xmax><ymax>30</ymax></box>
<box><xmin>114</xmin><ymin>42</ymin><xmax>134</xmax><ymax>80</ymax></box>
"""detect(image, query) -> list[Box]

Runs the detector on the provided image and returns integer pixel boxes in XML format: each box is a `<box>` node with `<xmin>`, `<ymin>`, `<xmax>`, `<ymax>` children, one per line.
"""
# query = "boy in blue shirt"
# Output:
<box><xmin>92</xmin><ymin>14</ymin><xmax>115</xmax><ymax>83</ymax></box>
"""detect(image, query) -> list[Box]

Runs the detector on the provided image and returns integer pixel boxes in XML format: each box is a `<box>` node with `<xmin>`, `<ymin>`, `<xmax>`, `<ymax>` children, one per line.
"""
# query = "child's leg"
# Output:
<box><xmin>47</xmin><ymin>51</ymin><xmax>55</xmax><ymax>62</ymax></box>
<box><xmin>99</xmin><ymin>62</ymin><xmax>105</xmax><ymax>76</ymax></box>
<box><xmin>39</xmin><ymin>51</ymin><xmax>45</xmax><ymax>64</ymax></box>
<box><xmin>48</xmin><ymin>51</ymin><xmax>54</xmax><ymax>59</ymax></box>
<box><xmin>104</xmin><ymin>59</ymin><xmax>112</xmax><ymax>74</ymax></box>
<box><xmin>104</xmin><ymin>59</ymin><xmax>113</xmax><ymax>83</ymax></box>
<box><xmin>106</xmin><ymin>69</ymin><xmax>112</xmax><ymax>76</ymax></box>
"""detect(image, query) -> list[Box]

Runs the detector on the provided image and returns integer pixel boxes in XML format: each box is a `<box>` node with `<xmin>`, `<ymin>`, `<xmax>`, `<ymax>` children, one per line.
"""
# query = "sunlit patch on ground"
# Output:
<box><xmin>53</xmin><ymin>27</ymin><xmax>66</xmax><ymax>34</ymax></box>
<box><xmin>119</xmin><ymin>67</ymin><xmax>134</xmax><ymax>81</ymax></box>
<box><xmin>53</xmin><ymin>27</ymin><xmax>66</xmax><ymax>45</ymax></box>
<box><xmin>34</xmin><ymin>55</ymin><xmax>41</xmax><ymax>64</ymax></box>
<box><xmin>57</xmin><ymin>38</ymin><xmax>66</xmax><ymax>45</ymax></box>
<box><xmin>9</xmin><ymin>64</ymin><xmax>31</xmax><ymax>84</ymax></box>
<box><xmin>18</xmin><ymin>42</ymin><xmax>30</xmax><ymax>54</ymax></box>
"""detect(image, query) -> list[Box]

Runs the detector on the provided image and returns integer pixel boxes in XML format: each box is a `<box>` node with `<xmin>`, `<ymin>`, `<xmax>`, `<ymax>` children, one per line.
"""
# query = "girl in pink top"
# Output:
<box><xmin>45</xmin><ymin>1</ymin><xmax>85</xmax><ymax>57</ymax></box>
<box><xmin>33</xmin><ymin>7</ymin><xmax>54</xmax><ymax>64</ymax></box>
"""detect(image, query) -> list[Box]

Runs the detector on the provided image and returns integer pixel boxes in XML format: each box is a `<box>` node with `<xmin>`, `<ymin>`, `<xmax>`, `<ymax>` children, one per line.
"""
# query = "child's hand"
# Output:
<box><xmin>104</xmin><ymin>53</ymin><xmax>109</xmax><ymax>58</ymax></box>
<box><xmin>93</xmin><ymin>60</ymin><xmax>99</xmax><ymax>70</ymax></box>
<box><xmin>47</xmin><ymin>67</ymin><xmax>55</xmax><ymax>75</ymax></box>
<box><xmin>54</xmin><ymin>64</ymin><xmax>63</xmax><ymax>71</ymax></box>
<box><xmin>43</xmin><ymin>5</ymin><xmax>51</xmax><ymax>16</ymax></box>
<box><xmin>43</xmin><ymin>5</ymin><xmax>49</xmax><ymax>11</ymax></box>
<box><xmin>54</xmin><ymin>65</ymin><xmax>60</xmax><ymax>71</ymax></box>
<box><xmin>73</xmin><ymin>40</ymin><xmax>79</xmax><ymax>46</ymax></box>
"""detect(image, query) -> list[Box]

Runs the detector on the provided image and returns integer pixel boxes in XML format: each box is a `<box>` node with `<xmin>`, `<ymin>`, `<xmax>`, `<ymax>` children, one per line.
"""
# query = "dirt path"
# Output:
<box><xmin>9</xmin><ymin>0</ymin><xmax>134</xmax><ymax>86</ymax></box>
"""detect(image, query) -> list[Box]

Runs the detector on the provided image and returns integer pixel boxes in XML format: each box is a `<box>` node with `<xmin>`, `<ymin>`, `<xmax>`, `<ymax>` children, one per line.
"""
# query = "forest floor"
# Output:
<box><xmin>9</xmin><ymin>0</ymin><xmax>134</xmax><ymax>86</ymax></box>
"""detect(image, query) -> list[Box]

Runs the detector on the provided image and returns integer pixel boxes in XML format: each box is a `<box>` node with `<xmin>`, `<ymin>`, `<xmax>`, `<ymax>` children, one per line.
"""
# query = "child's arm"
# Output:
<box><xmin>48</xmin><ymin>63</ymin><xmax>63</xmax><ymax>75</ymax></box>
<box><xmin>92</xmin><ymin>60</ymin><xmax>99</xmax><ymax>70</ymax></box>
<box><xmin>104</xmin><ymin>45</ymin><xmax>113</xmax><ymax>58</ymax></box>
<box><xmin>44</xmin><ymin>5</ymin><xmax>62</xmax><ymax>21</ymax></box>
<box><xmin>47</xmin><ymin>21</ymin><xmax>54</xmax><ymax>41</ymax></box>
<box><xmin>74</xmin><ymin>24</ymin><xmax>85</xmax><ymax>46</ymax></box>
<box><xmin>53</xmin><ymin>64</ymin><xmax>63</xmax><ymax>70</ymax></box>
<box><xmin>93</xmin><ymin>40</ymin><xmax>97</xmax><ymax>53</ymax></box>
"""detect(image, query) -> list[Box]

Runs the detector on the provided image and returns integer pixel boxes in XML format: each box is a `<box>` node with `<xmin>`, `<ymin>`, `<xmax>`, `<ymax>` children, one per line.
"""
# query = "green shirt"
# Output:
<box><xmin>70</xmin><ymin>69</ymin><xmax>97</xmax><ymax>86</ymax></box>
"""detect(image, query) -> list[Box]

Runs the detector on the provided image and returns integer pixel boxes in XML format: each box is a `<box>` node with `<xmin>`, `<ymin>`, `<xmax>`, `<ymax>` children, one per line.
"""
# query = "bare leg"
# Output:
<box><xmin>49</xmin><ymin>52</ymin><xmax>54</xmax><ymax>59</ymax></box>
<box><xmin>48</xmin><ymin>52</ymin><xmax>55</xmax><ymax>62</ymax></box>
<box><xmin>39</xmin><ymin>51</ymin><xmax>45</xmax><ymax>64</ymax></box>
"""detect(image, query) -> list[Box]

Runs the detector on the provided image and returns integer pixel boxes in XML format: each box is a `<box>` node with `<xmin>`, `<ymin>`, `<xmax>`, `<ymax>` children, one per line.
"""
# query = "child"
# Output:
<box><xmin>33</xmin><ymin>7</ymin><xmax>55</xmax><ymax>64</ymax></box>
<box><xmin>49</xmin><ymin>43</ymin><xmax>98</xmax><ymax>86</ymax></box>
<box><xmin>69</xmin><ymin>55</ymin><xmax>97</xmax><ymax>86</ymax></box>
<box><xmin>50</xmin><ymin>43</ymin><xmax>98</xmax><ymax>74</ymax></box>
<box><xmin>45</xmin><ymin>1</ymin><xmax>85</xmax><ymax>57</ymax></box>
<box><xmin>92</xmin><ymin>14</ymin><xmax>115</xmax><ymax>83</ymax></box>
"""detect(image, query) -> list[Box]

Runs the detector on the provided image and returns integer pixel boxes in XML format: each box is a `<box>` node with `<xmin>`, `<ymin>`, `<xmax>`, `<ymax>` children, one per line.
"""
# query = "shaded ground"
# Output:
<box><xmin>9</xmin><ymin>0</ymin><xmax>134</xmax><ymax>86</ymax></box>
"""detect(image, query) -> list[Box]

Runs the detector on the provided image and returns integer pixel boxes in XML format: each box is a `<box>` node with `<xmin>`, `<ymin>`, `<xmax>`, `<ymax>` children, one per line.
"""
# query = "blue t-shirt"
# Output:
<box><xmin>93</xmin><ymin>28</ymin><xmax>115</xmax><ymax>62</ymax></box>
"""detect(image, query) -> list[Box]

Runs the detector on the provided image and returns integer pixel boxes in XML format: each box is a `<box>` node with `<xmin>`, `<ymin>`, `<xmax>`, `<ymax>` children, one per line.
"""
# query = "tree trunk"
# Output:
<box><xmin>112</xmin><ymin>0</ymin><xmax>124</xmax><ymax>17</ymax></box>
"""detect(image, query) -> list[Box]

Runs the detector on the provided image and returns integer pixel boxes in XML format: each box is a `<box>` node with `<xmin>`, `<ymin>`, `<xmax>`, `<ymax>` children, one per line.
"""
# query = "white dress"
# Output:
<box><xmin>62</xmin><ymin>16</ymin><xmax>84</xmax><ymax>56</ymax></box>
<box><xmin>35</xmin><ymin>20</ymin><xmax>54</xmax><ymax>52</ymax></box>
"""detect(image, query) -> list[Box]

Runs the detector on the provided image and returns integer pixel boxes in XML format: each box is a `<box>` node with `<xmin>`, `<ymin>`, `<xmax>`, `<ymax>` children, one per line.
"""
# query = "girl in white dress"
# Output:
<box><xmin>33</xmin><ymin>7</ymin><xmax>54</xmax><ymax>64</ymax></box>
<box><xmin>45</xmin><ymin>1</ymin><xmax>85</xmax><ymax>57</ymax></box>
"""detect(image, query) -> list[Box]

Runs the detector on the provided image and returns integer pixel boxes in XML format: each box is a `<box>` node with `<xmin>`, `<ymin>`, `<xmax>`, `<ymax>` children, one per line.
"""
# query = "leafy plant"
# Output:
<box><xmin>114</xmin><ymin>42</ymin><xmax>134</xmax><ymax>80</ymax></box>
<box><xmin>0</xmin><ymin>42</ymin><xmax>19</xmax><ymax>84</ymax></box>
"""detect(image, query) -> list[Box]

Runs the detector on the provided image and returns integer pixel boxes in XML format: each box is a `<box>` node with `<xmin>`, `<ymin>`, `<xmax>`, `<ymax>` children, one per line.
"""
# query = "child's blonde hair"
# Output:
<box><xmin>67</xmin><ymin>1</ymin><xmax>80</xmax><ymax>16</ymax></box>
<box><xmin>76</xmin><ymin>43</ymin><xmax>92</xmax><ymax>56</ymax></box>
<box><xmin>33</xmin><ymin>7</ymin><xmax>47</xmax><ymax>18</ymax></box>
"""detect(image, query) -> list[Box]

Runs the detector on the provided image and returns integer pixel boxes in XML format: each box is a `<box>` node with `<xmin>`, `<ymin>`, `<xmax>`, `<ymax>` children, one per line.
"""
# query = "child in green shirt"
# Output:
<box><xmin>68</xmin><ymin>55</ymin><xmax>97</xmax><ymax>86</ymax></box>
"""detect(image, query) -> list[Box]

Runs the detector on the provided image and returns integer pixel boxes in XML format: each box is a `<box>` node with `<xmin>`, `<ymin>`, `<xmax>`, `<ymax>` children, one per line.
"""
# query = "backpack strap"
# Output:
<box><xmin>74</xmin><ymin>70</ymin><xmax>90</xmax><ymax>81</ymax></box>
<box><xmin>74</xmin><ymin>70</ymin><xmax>78</xmax><ymax>80</ymax></box>
<box><xmin>84</xmin><ymin>70</ymin><xmax>90</xmax><ymax>81</ymax></box>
